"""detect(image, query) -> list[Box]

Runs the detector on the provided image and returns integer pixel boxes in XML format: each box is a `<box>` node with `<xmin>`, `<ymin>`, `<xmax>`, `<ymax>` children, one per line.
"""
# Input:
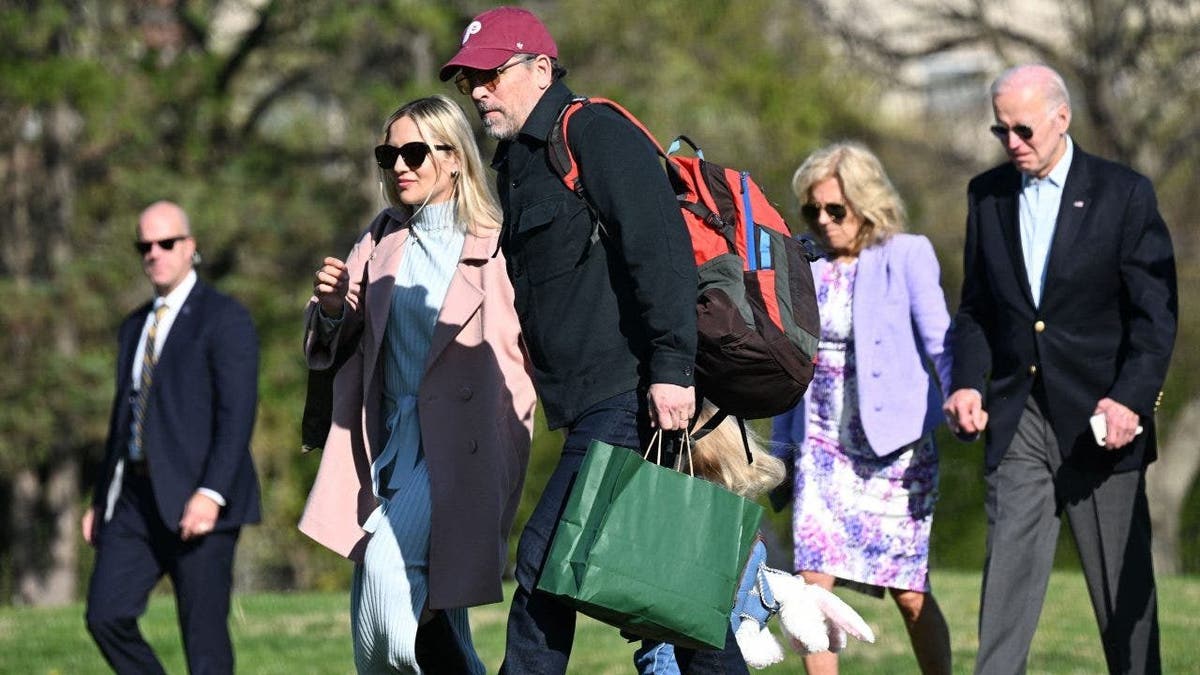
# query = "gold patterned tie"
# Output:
<box><xmin>131</xmin><ymin>303</ymin><xmax>168</xmax><ymax>461</ymax></box>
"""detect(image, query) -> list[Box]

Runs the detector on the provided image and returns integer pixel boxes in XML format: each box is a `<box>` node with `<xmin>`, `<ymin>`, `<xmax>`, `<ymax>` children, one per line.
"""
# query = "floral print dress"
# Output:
<box><xmin>792</xmin><ymin>258</ymin><xmax>938</xmax><ymax>594</ymax></box>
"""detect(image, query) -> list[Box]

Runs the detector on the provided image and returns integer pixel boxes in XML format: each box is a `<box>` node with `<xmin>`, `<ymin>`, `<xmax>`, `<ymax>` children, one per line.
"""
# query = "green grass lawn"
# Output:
<box><xmin>2</xmin><ymin>571</ymin><xmax>1197</xmax><ymax>673</ymax></box>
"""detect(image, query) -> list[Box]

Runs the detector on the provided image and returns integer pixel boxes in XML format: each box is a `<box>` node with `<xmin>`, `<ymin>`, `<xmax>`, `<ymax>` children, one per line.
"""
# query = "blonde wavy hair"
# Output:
<box><xmin>379</xmin><ymin>95</ymin><xmax>501</xmax><ymax>235</ymax></box>
<box><xmin>791</xmin><ymin>142</ymin><xmax>907</xmax><ymax>255</ymax></box>
<box><xmin>684</xmin><ymin>401</ymin><xmax>786</xmax><ymax>499</ymax></box>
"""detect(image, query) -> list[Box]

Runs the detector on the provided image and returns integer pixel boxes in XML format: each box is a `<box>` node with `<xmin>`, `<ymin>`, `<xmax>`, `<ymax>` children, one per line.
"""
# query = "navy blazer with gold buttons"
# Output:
<box><xmin>951</xmin><ymin>145</ymin><xmax>1177</xmax><ymax>472</ymax></box>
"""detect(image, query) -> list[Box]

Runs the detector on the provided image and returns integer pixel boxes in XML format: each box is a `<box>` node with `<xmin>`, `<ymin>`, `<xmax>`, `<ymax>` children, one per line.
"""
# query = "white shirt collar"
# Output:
<box><xmin>1024</xmin><ymin>135</ymin><xmax>1074</xmax><ymax>189</ymax></box>
<box><xmin>158</xmin><ymin>269</ymin><xmax>198</xmax><ymax>309</ymax></box>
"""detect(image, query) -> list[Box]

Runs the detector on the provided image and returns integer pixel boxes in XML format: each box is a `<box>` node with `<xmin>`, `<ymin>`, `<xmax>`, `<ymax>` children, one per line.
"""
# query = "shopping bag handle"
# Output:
<box><xmin>643</xmin><ymin>431</ymin><xmax>665</xmax><ymax>465</ymax></box>
<box><xmin>642</xmin><ymin>430</ymin><xmax>695</xmax><ymax>477</ymax></box>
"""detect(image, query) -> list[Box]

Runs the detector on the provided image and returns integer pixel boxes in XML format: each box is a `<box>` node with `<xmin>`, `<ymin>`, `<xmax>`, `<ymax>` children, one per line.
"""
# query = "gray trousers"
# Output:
<box><xmin>975</xmin><ymin>394</ymin><xmax>1160</xmax><ymax>675</ymax></box>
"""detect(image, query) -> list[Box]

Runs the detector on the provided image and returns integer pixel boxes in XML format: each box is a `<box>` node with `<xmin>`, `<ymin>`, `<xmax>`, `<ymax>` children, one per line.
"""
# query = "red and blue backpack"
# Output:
<box><xmin>548</xmin><ymin>97</ymin><xmax>820</xmax><ymax>421</ymax></box>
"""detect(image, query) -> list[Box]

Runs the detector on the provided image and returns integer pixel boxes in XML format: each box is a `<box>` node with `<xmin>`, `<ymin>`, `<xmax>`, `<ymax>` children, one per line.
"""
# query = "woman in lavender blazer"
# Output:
<box><xmin>772</xmin><ymin>142</ymin><xmax>953</xmax><ymax>675</ymax></box>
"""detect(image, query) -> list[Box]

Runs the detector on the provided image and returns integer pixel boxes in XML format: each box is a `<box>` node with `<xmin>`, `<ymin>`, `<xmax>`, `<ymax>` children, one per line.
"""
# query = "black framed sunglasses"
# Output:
<box><xmin>454</xmin><ymin>54</ymin><xmax>538</xmax><ymax>95</ymax></box>
<box><xmin>374</xmin><ymin>141</ymin><xmax>454</xmax><ymax>171</ymax></box>
<box><xmin>990</xmin><ymin>123</ymin><xmax>1035</xmax><ymax>141</ymax></box>
<box><xmin>134</xmin><ymin>236</ymin><xmax>188</xmax><ymax>254</ymax></box>
<box><xmin>801</xmin><ymin>202</ymin><xmax>848</xmax><ymax>224</ymax></box>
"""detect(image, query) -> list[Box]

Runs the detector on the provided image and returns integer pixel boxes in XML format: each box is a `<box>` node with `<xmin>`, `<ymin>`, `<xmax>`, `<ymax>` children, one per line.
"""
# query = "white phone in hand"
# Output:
<box><xmin>1089</xmin><ymin>413</ymin><xmax>1144</xmax><ymax>446</ymax></box>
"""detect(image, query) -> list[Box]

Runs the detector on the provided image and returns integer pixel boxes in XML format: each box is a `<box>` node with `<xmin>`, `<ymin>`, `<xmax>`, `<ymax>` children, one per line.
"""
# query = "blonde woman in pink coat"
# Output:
<box><xmin>300</xmin><ymin>95</ymin><xmax>535</xmax><ymax>673</ymax></box>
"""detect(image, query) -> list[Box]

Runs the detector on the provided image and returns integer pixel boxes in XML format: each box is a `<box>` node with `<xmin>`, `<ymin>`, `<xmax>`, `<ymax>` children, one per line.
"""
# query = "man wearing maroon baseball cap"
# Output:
<box><xmin>441</xmin><ymin>6</ymin><xmax>748</xmax><ymax>675</ymax></box>
<box><xmin>439</xmin><ymin>6</ymin><xmax>557</xmax><ymax>81</ymax></box>
<box><xmin>439</xmin><ymin>6</ymin><xmax>564</xmax><ymax>142</ymax></box>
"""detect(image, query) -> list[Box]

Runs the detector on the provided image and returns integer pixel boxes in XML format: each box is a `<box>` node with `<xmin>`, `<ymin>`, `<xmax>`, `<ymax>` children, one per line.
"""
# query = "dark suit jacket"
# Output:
<box><xmin>93</xmin><ymin>279</ymin><xmax>261</xmax><ymax>531</ymax></box>
<box><xmin>951</xmin><ymin>145</ymin><xmax>1177</xmax><ymax>472</ymax></box>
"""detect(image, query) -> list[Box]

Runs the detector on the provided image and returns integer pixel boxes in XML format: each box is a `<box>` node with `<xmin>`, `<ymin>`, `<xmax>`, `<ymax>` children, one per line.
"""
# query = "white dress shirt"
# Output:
<box><xmin>126</xmin><ymin>270</ymin><xmax>226</xmax><ymax>507</ymax></box>
<box><xmin>1019</xmin><ymin>137</ymin><xmax>1074</xmax><ymax>307</ymax></box>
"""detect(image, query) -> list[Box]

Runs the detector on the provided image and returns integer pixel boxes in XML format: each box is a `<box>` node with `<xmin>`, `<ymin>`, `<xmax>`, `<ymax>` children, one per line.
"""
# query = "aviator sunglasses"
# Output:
<box><xmin>801</xmin><ymin>202</ymin><xmax>848</xmax><ymax>224</ymax></box>
<box><xmin>374</xmin><ymin>141</ymin><xmax>454</xmax><ymax>171</ymax></box>
<box><xmin>454</xmin><ymin>54</ymin><xmax>538</xmax><ymax>95</ymax></box>
<box><xmin>989</xmin><ymin>123</ymin><xmax>1036</xmax><ymax>141</ymax></box>
<box><xmin>134</xmin><ymin>236</ymin><xmax>188</xmax><ymax>254</ymax></box>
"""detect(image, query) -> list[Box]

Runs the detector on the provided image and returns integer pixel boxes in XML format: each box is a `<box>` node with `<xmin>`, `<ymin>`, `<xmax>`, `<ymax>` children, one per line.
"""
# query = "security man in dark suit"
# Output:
<box><xmin>944</xmin><ymin>64</ymin><xmax>1177</xmax><ymax>675</ymax></box>
<box><xmin>82</xmin><ymin>201</ymin><xmax>261</xmax><ymax>674</ymax></box>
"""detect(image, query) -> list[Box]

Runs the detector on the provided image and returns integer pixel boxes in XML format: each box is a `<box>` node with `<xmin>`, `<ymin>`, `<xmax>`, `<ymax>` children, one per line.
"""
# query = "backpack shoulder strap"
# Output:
<box><xmin>547</xmin><ymin>96</ymin><xmax>590</xmax><ymax>197</ymax></box>
<box><xmin>547</xmin><ymin>96</ymin><xmax>668</xmax><ymax>196</ymax></box>
<box><xmin>689</xmin><ymin>408</ymin><xmax>754</xmax><ymax>465</ymax></box>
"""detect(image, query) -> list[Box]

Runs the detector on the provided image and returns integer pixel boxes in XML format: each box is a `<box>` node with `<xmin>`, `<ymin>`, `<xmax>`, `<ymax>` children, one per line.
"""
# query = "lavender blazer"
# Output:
<box><xmin>298</xmin><ymin>210</ymin><xmax>536</xmax><ymax>609</ymax></box>
<box><xmin>773</xmin><ymin>233</ymin><xmax>952</xmax><ymax>458</ymax></box>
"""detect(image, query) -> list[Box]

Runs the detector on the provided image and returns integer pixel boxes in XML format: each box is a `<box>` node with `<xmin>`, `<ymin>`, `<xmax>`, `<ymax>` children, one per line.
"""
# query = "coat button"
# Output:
<box><xmin>459</xmin><ymin>386</ymin><xmax>473</xmax><ymax>401</ymax></box>
<box><xmin>1029</xmin><ymin>364</ymin><xmax>1038</xmax><ymax>376</ymax></box>
<box><xmin>1034</xmin><ymin>320</ymin><xmax>1046</xmax><ymax>333</ymax></box>
<box><xmin>468</xmin><ymin>440</ymin><xmax>479</xmax><ymax>454</ymax></box>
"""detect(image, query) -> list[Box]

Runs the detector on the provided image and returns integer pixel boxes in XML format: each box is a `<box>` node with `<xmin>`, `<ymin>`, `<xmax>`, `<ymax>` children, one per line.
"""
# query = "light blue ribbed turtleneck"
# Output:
<box><xmin>374</xmin><ymin>200</ymin><xmax>464</xmax><ymax>496</ymax></box>
<box><xmin>353</xmin><ymin>199</ymin><xmax>483</xmax><ymax>673</ymax></box>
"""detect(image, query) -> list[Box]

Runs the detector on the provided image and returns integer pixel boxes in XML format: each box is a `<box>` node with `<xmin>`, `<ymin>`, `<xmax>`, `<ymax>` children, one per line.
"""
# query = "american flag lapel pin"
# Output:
<box><xmin>1073</xmin><ymin>200</ymin><xmax>1085</xmax><ymax>208</ymax></box>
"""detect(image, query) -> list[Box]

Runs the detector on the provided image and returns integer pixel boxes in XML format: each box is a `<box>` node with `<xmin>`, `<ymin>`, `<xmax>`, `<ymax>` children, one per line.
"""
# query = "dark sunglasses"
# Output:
<box><xmin>990</xmin><ymin>123</ymin><xmax>1035</xmax><ymax>141</ymax></box>
<box><xmin>454</xmin><ymin>54</ymin><xmax>537</xmax><ymax>95</ymax></box>
<box><xmin>801</xmin><ymin>202</ymin><xmax>848</xmax><ymax>224</ymax></box>
<box><xmin>374</xmin><ymin>142</ymin><xmax>454</xmax><ymax>171</ymax></box>
<box><xmin>134</xmin><ymin>236</ymin><xmax>188</xmax><ymax>254</ymax></box>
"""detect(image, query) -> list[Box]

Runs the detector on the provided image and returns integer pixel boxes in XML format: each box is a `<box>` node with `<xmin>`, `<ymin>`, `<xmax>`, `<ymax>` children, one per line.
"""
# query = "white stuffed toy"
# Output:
<box><xmin>731</xmin><ymin>540</ymin><xmax>875</xmax><ymax>669</ymax></box>
<box><xmin>679</xmin><ymin>406</ymin><xmax>876</xmax><ymax>669</ymax></box>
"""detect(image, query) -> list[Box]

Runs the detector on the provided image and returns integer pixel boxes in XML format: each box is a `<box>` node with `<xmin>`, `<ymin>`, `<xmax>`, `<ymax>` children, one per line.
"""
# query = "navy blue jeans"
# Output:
<box><xmin>500</xmin><ymin>390</ymin><xmax>748</xmax><ymax>674</ymax></box>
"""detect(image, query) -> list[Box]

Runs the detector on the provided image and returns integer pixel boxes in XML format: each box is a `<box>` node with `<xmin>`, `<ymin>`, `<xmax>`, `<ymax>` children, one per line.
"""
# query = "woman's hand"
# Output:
<box><xmin>313</xmin><ymin>257</ymin><xmax>350</xmax><ymax>318</ymax></box>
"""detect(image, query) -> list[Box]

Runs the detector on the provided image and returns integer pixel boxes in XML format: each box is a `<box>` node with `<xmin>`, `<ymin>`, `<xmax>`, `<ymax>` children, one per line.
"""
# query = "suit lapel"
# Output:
<box><xmin>156</xmin><ymin>283</ymin><xmax>204</xmax><ymax>371</ymax></box>
<box><xmin>424</xmin><ymin>232</ymin><xmax>491</xmax><ymax>371</ymax></box>
<box><xmin>362</xmin><ymin>222</ymin><xmax>409</xmax><ymax>382</ymax></box>
<box><xmin>118</xmin><ymin>304</ymin><xmax>152</xmax><ymax>388</ymax></box>
<box><xmin>993</xmin><ymin>171</ymin><xmax>1035</xmax><ymax>308</ymax></box>
<box><xmin>1042</xmin><ymin>149</ymin><xmax>1092</xmax><ymax>291</ymax></box>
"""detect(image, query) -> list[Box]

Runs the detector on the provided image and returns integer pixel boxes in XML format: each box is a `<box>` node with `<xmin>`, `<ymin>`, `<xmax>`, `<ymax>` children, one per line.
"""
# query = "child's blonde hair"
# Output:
<box><xmin>687</xmin><ymin>401</ymin><xmax>786</xmax><ymax>498</ymax></box>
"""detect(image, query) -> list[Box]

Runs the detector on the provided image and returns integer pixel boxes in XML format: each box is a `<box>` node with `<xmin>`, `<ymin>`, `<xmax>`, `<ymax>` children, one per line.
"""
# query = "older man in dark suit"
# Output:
<box><xmin>82</xmin><ymin>201</ymin><xmax>260</xmax><ymax>674</ymax></box>
<box><xmin>944</xmin><ymin>64</ymin><xmax>1177</xmax><ymax>674</ymax></box>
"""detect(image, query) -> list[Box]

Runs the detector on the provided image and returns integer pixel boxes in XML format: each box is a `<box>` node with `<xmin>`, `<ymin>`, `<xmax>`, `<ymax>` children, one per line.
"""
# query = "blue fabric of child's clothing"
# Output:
<box><xmin>633</xmin><ymin>538</ymin><xmax>771</xmax><ymax>673</ymax></box>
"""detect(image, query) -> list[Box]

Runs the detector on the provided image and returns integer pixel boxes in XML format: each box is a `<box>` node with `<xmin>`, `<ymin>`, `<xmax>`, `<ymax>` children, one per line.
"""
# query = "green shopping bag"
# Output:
<box><xmin>536</xmin><ymin>436</ymin><xmax>764</xmax><ymax>650</ymax></box>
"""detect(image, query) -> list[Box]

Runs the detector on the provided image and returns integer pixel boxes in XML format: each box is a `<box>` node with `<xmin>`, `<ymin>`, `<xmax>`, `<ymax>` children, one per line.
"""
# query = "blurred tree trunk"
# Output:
<box><xmin>6</xmin><ymin>99</ymin><xmax>84</xmax><ymax>606</ymax></box>
<box><xmin>11</xmin><ymin>460</ymin><xmax>79</xmax><ymax>606</ymax></box>
<box><xmin>1147</xmin><ymin>399</ymin><xmax>1200</xmax><ymax>574</ymax></box>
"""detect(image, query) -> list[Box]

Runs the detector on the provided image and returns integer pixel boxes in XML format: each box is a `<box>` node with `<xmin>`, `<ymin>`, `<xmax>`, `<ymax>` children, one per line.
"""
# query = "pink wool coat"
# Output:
<box><xmin>299</xmin><ymin>211</ymin><xmax>535</xmax><ymax>609</ymax></box>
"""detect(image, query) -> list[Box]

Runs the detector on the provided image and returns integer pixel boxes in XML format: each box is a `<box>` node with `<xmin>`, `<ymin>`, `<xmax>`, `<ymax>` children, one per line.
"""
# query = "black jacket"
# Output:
<box><xmin>951</xmin><ymin>146</ymin><xmax>1177</xmax><ymax>472</ymax></box>
<box><xmin>493</xmin><ymin>80</ymin><xmax>696</xmax><ymax>428</ymax></box>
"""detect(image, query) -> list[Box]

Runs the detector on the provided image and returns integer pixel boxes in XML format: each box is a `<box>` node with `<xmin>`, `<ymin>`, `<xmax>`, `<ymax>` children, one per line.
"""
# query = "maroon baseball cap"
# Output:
<box><xmin>439</xmin><ymin>6</ymin><xmax>558</xmax><ymax>81</ymax></box>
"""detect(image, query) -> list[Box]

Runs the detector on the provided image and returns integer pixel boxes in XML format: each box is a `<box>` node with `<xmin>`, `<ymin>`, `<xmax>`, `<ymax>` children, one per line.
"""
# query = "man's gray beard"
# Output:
<box><xmin>483</xmin><ymin>123</ymin><xmax>515</xmax><ymax>141</ymax></box>
<box><xmin>481</xmin><ymin>115</ymin><xmax>518</xmax><ymax>141</ymax></box>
